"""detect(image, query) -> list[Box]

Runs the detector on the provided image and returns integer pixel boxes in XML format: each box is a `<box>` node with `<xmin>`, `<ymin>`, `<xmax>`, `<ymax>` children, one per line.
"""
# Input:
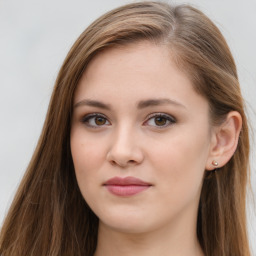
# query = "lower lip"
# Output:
<box><xmin>105</xmin><ymin>185</ymin><xmax>151</xmax><ymax>196</ymax></box>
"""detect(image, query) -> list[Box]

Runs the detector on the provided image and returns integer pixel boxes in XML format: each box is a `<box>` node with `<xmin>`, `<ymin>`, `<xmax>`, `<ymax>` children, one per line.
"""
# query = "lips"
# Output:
<box><xmin>103</xmin><ymin>176</ymin><xmax>152</xmax><ymax>196</ymax></box>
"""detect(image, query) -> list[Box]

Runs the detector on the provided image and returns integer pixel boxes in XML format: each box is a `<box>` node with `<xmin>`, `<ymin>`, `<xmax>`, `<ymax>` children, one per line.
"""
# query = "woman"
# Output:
<box><xmin>0</xmin><ymin>1</ymin><xmax>251</xmax><ymax>255</ymax></box>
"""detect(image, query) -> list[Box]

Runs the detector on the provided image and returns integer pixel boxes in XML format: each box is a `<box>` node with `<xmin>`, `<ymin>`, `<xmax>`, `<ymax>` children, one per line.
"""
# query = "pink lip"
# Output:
<box><xmin>104</xmin><ymin>176</ymin><xmax>152</xmax><ymax>196</ymax></box>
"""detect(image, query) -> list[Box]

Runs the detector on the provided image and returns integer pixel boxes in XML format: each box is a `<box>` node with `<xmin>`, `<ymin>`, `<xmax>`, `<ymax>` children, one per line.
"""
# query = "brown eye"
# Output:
<box><xmin>154</xmin><ymin>116</ymin><xmax>167</xmax><ymax>126</ymax></box>
<box><xmin>82</xmin><ymin>114</ymin><xmax>110</xmax><ymax>128</ymax></box>
<box><xmin>145</xmin><ymin>113</ymin><xmax>176</xmax><ymax>128</ymax></box>
<box><xmin>95</xmin><ymin>116</ymin><xmax>107</xmax><ymax>125</ymax></box>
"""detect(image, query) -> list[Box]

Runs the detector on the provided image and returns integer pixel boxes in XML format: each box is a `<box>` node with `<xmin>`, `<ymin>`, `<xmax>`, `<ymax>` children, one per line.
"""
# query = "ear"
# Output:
<box><xmin>205</xmin><ymin>111</ymin><xmax>242</xmax><ymax>171</ymax></box>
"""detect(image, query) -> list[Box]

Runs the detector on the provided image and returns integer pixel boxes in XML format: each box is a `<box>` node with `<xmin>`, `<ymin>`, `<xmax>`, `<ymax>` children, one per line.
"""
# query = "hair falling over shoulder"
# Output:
<box><xmin>0</xmin><ymin>1</ymin><xmax>252</xmax><ymax>255</ymax></box>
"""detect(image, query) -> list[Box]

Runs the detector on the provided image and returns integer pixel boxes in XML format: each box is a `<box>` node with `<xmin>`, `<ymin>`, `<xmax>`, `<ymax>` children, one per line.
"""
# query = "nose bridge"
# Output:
<box><xmin>115</xmin><ymin>121</ymin><xmax>134</xmax><ymax>145</ymax></box>
<box><xmin>107</xmin><ymin>121</ymin><xmax>143</xmax><ymax>166</ymax></box>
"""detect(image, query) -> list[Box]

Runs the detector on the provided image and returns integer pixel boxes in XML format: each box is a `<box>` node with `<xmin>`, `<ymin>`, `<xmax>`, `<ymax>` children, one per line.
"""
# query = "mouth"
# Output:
<box><xmin>103</xmin><ymin>176</ymin><xmax>152</xmax><ymax>196</ymax></box>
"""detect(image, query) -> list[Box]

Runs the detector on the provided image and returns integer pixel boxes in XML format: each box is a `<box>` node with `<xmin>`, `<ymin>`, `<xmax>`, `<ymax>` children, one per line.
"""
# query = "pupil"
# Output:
<box><xmin>155</xmin><ymin>117</ymin><xmax>166</xmax><ymax>126</ymax></box>
<box><xmin>95</xmin><ymin>117</ymin><xmax>106</xmax><ymax>125</ymax></box>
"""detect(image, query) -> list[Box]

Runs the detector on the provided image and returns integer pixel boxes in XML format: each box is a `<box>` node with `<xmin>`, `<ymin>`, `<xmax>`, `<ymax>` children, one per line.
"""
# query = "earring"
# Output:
<box><xmin>212</xmin><ymin>160</ymin><xmax>218</xmax><ymax>167</ymax></box>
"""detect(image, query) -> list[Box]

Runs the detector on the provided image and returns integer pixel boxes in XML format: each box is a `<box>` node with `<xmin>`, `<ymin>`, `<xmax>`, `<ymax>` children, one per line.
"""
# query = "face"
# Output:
<box><xmin>71</xmin><ymin>42</ymin><xmax>214</xmax><ymax>235</ymax></box>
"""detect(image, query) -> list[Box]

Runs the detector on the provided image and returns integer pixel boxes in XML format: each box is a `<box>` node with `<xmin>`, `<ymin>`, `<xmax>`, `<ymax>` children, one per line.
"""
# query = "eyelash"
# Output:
<box><xmin>81</xmin><ymin>113</ymin><xmax>110</xmax><ymax>128</ymax></box>
<box><xmin>81</xmin><ymin>112</ymin><xmax>176</xmax><ymax>129</ymax></box>
<box><xmin>144</xmin><ymin>113</ymin><xmax>176</xmax><ymax>128</ymax></box>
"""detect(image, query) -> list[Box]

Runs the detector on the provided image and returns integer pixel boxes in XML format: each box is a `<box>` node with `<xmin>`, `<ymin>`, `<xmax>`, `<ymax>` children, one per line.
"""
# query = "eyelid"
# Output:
<box><xmin>80</xmin><ymin>112</ymin><xmax>176</xmax><ymax>129</ymax></box>
<box><xmin>81</xmin><ymin>113</ymin><xmax>111</xmax><ymax>128</ymax></box>
<box><xmin>144</xmin><ymin>112</ymin><xmax>176</xmax><ymax>128</ymax></box>
<box><xmin>146</xmin><ymin>112</ymin><xmax>176</xmax><ymax>121</ymax></box>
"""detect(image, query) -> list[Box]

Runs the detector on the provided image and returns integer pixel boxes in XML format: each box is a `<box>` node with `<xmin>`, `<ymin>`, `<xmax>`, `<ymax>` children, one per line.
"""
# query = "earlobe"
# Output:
<box><xmin>206</xmin><ymin>111</ymin><xmax>242</xmax><ymax>171</ymax></box>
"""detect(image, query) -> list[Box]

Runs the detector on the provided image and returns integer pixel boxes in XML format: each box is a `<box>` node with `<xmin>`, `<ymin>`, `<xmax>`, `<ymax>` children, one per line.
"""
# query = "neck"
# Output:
<box><xmin>94</xmin><ymin>217</ymin><xmax>204</xmax><ymax>256</ymax></box>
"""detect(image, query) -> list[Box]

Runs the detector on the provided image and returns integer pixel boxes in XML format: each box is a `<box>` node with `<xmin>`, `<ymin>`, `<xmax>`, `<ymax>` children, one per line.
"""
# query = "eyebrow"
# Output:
<box><xmin>74</xmin><ymin>99</ymin><xmax>111</xmax><ymax>110</ymax></box>
<box><xmin>137</xmin><ymin>98</ymin><xmax>186</xmax><ymax>109</ymax></box>
<box><xmin>74</xmin><ymin>98</ymin><xmax>186</xmax><ymax>110</ymax></box>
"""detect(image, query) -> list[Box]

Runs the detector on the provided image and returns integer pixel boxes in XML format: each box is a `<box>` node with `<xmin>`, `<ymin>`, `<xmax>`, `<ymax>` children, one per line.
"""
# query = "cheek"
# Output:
<box><xmin>71</xmin><ymin>128</ymin><xmax>103</xmax><ymax>170</ymax></box>
<box><xmin>148</xmin><ymin>130</ymin><xmax>210</xmax><ymax>197</ymax></box>
<box><xmin>70</xmin><ymin>137</ymin><xmax>104</xmax><ymax>210</ymax></box>
<box><xmin>70</xmin><ymin>129</ymin><xmax>106</xmax><ymax>193</ymax></box>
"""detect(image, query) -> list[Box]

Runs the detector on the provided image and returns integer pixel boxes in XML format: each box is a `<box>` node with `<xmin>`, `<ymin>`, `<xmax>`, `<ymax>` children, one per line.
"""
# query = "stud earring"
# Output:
<box><xmin>212</xmin><ymin>160</ymin><xmax>218</xmax><ymax>167</ymax></box>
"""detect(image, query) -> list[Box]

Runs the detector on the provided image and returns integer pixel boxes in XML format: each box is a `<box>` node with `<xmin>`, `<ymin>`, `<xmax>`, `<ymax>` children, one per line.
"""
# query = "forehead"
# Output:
<box><xmin>74</xmin><ymin>41</ymin><xmax>208</xmax><ymax>113</ymax></box>
<box><xmin>84</xmin><ymin>42</ymin><xmax>172</xmax><ymax>79</ymax></box>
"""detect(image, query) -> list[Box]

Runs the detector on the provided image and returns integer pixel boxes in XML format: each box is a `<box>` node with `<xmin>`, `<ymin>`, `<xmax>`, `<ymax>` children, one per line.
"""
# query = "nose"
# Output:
<box><xmin>106</xmin><ymin>127</ymin><xmax>144</xmax><ymax>168</ymax></box>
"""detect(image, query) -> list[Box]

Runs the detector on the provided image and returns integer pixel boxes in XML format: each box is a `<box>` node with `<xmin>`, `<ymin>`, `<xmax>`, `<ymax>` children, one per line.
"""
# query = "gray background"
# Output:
<box><xmin>0</xmin><ymin>0</ymin><xmax>255</xmax><ymax>253</ymax></box>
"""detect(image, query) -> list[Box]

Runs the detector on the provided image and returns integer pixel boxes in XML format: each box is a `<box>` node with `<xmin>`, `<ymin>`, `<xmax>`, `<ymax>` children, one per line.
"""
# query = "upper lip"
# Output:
<box><xmin>104</xmin><ymin>176</ymin><xmax>152</xmax><ymax>186</ymax></box>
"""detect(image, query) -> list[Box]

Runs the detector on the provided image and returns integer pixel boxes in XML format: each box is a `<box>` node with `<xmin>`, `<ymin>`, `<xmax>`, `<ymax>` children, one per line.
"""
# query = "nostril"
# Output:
<box><xmin>109</xmin><ymin>160</ymin><xmax>117</xmax><ymax>166</ymax></box>
<box><xmin>109</xmin><ymin>159</ymin><xmax>136</xmax><ymax>167</ymax></box>
<box><xmin>106</xmin><ymin>146</ymin><xmax>144</xmax><ymax>167</ymax></box>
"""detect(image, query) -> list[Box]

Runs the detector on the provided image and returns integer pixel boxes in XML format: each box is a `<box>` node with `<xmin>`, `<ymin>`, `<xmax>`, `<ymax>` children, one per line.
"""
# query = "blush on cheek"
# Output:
<box><xmin>71</xmin><ymin>141</ymin><xmax>104</xmax><ymax>178</ymax></box>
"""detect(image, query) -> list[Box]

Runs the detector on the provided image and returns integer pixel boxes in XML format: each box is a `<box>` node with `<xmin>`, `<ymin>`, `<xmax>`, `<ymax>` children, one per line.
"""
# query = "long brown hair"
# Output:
<box><xmin>0</xmin><ymin>2</ymin><xmax>251</xmax><ymax>255</ymax></box>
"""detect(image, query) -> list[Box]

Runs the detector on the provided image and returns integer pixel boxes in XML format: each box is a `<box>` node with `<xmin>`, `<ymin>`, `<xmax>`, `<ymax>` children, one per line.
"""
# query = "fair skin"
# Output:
<box><xmin>70</xmin><ymin>42</ymin><xmax>242</xmax><ymax>256</ymax></box>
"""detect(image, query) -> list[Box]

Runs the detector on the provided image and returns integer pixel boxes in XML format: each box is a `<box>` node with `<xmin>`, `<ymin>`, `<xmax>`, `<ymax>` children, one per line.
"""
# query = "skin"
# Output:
<box><xmin>70</xmin><ymin>41</ymin><xmax>241</xmax><ymax>256</ymax></box>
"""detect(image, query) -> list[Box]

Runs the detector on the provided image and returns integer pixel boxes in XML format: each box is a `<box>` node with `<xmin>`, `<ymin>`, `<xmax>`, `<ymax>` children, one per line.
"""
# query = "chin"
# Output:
<box><xmin>97</xmin><ymin>210</ymin><xmax>159</xmax><ymax>234</ymax></box>
<box><xmin>101</xmin><ymin>220</ymin><xmax>151</xmax><ymax>234</ymax></box>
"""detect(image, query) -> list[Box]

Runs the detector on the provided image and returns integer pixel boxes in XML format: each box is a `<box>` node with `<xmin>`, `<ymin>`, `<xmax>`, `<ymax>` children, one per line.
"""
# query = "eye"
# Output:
<box><xmin>81</xmin><ymin>113</ymin><xmax>110</xmax><ymax>128</ymax></box>
<box><xmin>144</xmin><ymin>113</ymin><xmax>176</xmax><ymax>128</ymax></box>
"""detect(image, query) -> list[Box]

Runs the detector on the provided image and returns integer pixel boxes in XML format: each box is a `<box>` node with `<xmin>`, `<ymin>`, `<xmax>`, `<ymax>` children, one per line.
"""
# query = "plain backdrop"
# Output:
<box><xmin>0</xmin><ymin>0</ymin><xmax>255</xmax><ymax>253</ymax></box>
